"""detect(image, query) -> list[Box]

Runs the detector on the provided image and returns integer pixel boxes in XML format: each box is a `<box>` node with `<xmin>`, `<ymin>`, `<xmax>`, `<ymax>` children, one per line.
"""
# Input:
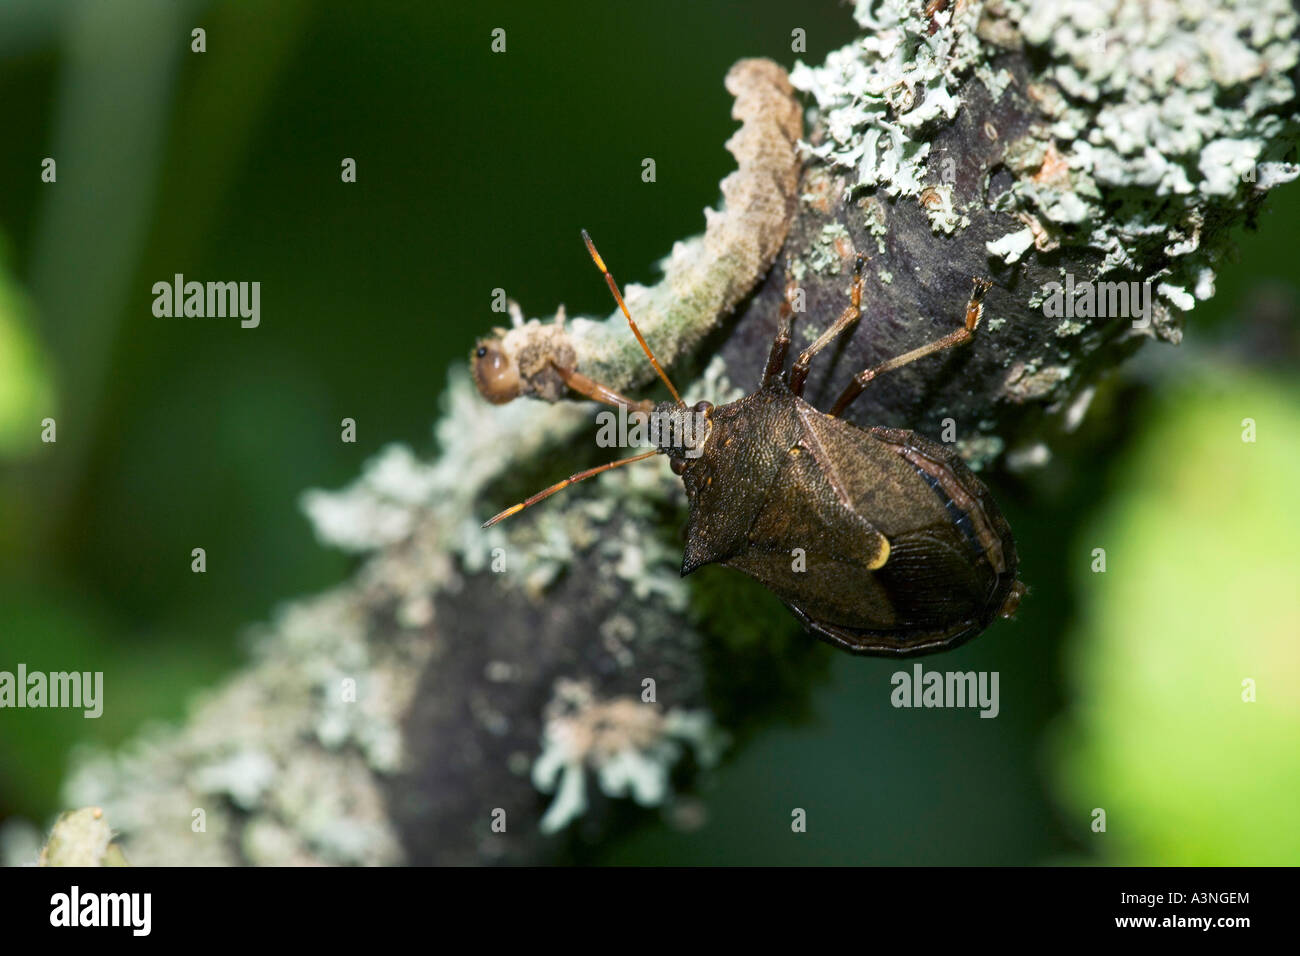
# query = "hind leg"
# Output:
<box><xmin>787</xmin><ymin>254</ymin><xmax>867</xmax><ymax>396</ymax></box>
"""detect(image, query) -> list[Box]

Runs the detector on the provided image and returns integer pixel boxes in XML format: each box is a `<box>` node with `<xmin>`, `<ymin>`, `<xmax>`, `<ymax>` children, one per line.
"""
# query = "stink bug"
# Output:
<box><xmin>477</xmin><ymin>232</ymin><xmax>1024</xmax><ymax>656</ymax></box>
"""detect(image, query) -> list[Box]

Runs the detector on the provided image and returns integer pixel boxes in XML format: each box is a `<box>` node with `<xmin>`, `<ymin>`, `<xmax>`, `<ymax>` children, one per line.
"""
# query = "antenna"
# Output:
<box><xmin>482</xmin><ymin>449</ymin><xmax>659</xmax><ymax>528</ymax></box>
<box><xmin>581</xmin><ymin>230</ymin><xmax>683</xmax><ymax>406</ymax></box>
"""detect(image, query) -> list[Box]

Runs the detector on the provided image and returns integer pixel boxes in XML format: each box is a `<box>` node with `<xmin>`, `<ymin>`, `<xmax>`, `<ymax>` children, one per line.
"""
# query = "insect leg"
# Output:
<box><xmin>788</xmin><ymin>254</ymin><xmax>866</xmax><ymax>396</ymax></box>
<box><xmin>761</xmin><ymin>273</ymin><xmax>799</xmax><ymax>386</ymax></box>
<box><xmin>827</xmin><ymin>277</ymin><xmax>991</xmax><ymax>417</ymax></box>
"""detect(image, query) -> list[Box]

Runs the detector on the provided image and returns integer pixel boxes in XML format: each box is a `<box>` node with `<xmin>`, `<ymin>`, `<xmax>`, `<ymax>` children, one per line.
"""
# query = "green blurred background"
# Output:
<box><xmin>1</xmin><ymin>0</ymin><xmax>1296</xmax><ymax>864</ymax></box>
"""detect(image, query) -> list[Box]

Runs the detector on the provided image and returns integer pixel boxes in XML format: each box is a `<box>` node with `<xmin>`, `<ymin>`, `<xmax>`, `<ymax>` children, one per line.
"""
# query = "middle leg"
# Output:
<box><xmin>827</xmin><ymin>277</ymin><xmax>992</xmax><ymax>417</ymax></box>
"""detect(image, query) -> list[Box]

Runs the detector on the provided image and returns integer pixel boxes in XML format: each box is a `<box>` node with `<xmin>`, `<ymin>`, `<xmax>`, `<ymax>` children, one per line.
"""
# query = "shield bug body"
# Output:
<box><xmin>478</xmin><ymin>233</ymin><xmax>1024</xmax><ymax>657</ymax></box>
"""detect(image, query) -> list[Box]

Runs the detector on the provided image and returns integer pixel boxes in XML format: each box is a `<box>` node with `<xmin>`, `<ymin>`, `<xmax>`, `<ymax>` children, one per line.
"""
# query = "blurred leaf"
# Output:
<box><xmin>1055</xmin><ymin>367</ymin><xmax>1300</xmax><ymax>864</ymax></box>
<box><xmin>0</xmin><ymin>242</ymin><xmax>54</xmax><ymax>458</ymax></box>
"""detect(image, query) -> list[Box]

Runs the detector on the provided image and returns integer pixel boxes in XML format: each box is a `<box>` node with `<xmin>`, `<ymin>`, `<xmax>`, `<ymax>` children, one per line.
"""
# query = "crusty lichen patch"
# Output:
<box><xmin>792</xmin><ymin>0</ymin><xmax>1298</xmax><ymax>385</ymax></box>
<box><xmin>1004</xmin><ymin>361</ymin><xmax>1073</xmax><ymax>403</ymax></box>
<box><xmin>791</xmin><ymin>0</ymin><xmax>986</xmax><ymax>201</ymax></box>
<box><xmin>531</xmin><ymin>679</ymin><xmax>728</xmax><ymax>834</ymax></box>
<box><xmin>794</xmin><ymin>0</ymin><xmax>1299</xmax><ymax>351</ymax></box>
<box><xmin>986</xmin><ymin>0</ymin><xmax>1300</xmax><ymax>338</ymax></box>
<box><xmin>59</xmin><ymin>587</ymin><xmax>421</xmax><ymax>866</ymax></box>
<box><xmin>920</xmin><ymin>183</ymin><xmax>970</xmax><ymax>234</ymax></box>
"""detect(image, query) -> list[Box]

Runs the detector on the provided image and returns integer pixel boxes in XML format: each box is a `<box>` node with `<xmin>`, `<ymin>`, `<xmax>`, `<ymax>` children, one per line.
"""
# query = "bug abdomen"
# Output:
<box><xmin>808</xmin><ymin>426</ymin><xmax>1020</xmax><ymax>655</ymax></box>
<box><xmin>730</xmin><ymin>416</ymin><xmax>1019</xmax><ymax>656</ymax></box>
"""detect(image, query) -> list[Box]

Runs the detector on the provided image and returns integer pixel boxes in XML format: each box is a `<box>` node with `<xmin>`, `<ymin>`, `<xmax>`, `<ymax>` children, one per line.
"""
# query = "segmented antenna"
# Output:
<box><xmin>481</xmin><ymin>449</ymin><xmax>659</xmax><ymax>528</ymax></box>
<box><xmin>581</xmin><ymin>230</ymin><xmax>683</xmax><ymax>406</ymax></box>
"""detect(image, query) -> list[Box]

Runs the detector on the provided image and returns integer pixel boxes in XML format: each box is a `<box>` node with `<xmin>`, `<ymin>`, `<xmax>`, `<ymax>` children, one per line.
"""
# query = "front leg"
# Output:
<box><xmin>761</xmin><ymin>271</ymin><xmax>800</xmax><ymax>387</ymax></box>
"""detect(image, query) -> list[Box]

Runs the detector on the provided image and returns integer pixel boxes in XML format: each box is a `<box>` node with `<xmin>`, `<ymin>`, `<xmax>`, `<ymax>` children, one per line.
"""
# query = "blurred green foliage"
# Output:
<box><xmin>1055</xmin><ymin>369</ymin><xmax>1300</xmax><ymax>864</ymax></box>
<box><xmin>0</xmin><ymin>243</ymin><xmax>52</xmax><ymax>458</ymax></box>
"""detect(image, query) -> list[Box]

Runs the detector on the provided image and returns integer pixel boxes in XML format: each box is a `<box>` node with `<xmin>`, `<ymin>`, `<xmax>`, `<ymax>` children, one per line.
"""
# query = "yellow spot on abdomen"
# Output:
<box><xmin>867</xmin><ymin>533</ymin><xmax>891</xmax><ymax>570</ymax></box>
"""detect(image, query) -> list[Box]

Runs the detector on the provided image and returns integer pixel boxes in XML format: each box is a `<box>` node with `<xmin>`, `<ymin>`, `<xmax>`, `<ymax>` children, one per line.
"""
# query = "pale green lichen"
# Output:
<box><xmin>511</xmin><ymin>357</ymin><xmax>745</xmax><ymax>827</ymax></box>
<box><xmin>986</xmin><ymin>227</ymin><xmax>1036</xmax><ymax>264</ymax></box>
<box><xmin>955</xmin><ymin>433</ymin><xmax>1006</xmax><ymax>471</ymax></box>
<box><xmin>986</xmin><ymin>0</ymin><xmax>1300</xmax><ymax>334</ymax></box>
<box><xmin>793</xmin><ymin>0</ymin><xmax>1298</xmax><ymax>347</ymax></box>
<box><xmin>531</xmin><ymin>679</ymin><xmax>728</xmax><ymax>834</ymax></box>
<box><xmin>305</xmin><ymin>368</ymin><xmax>588</xmax><ymax>557</ymax></box>
<box><xmin>1003</xmin><ymin>361</ymin><xmax>1074</xmax><ymax>403</ymax></box>
<box><xmin>858</xmin><ymin>195</ymin><xmax>891</xmax><ymax>254</ymax></box>
<box><xmin>975</xmin><ymin>62</ymin><xmax>1015</xmax><ymax>101</ymax></box>
<box><xmin>809</xmin><ymin>222</ymin><xmax>854</xmax><ymax>273</ymax></box>
<box><xmin>457</xmin><ymin>356</ymin><xmax>740</xmax><ymax>611</ymax></box>
<box><xmin>791</xmin><ymin>0</ymin><xmax>986</xmax><ymax>202</ymax></box>
<box><xmin>686</xmin><ymin>352</ymin><xmax>747</xmax><ymax>408</ymax></box>
<box><xmin>59</xmin><ymin>586</ymin><xmax>418</xmax><ymax>865</ymax></box>
<box><xmin>301</xmin><ymin>366</ymin><xmax>596</xmax><ymax>623</ymax></box>
<box><xmin>922</xmin><ymin>183</ymin><xmax>970</xmax><ymax>234</ymax></box>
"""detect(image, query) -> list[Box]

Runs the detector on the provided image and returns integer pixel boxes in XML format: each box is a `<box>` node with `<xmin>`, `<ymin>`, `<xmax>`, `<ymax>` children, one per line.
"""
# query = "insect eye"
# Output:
<box><xmin>693</xmin><ymin>401</ymin><xmax>713</xmax><ymax>416</ymax></box>
<box><xmin>472</xmin><ymin>341</ymin><xmax>522</xmax><ymax>404</ymax></box>
<box><xmin>670</xmin><ymin>458</ymin><xmax>688</xmax><ymax>476</ymax></box>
